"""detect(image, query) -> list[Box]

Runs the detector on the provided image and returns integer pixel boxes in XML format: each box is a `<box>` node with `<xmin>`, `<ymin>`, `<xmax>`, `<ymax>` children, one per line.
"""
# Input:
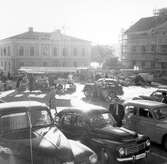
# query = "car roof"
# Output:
<box><xmin>156</xmin><ymin>89</ymin><xmax>167</xmax><ymax>92</ymax></box>
<box><xmin>97</xmin><ymin>78</ymin><xmax>116</xmax><ymax>82</ymax></box>
<box><xmin>0</xmin><ymin>101</ymin><xmax>47</xmax><ymax>113</ymax></box>
<box><xmin>124</xmin><ymin>100</ymin><xmax>167</xmax><ymax>109</ymax></box>
<box><xmin>58</xmin><ymin>105</ymin><xmax>108</xmax><ymax>115</ymax></box>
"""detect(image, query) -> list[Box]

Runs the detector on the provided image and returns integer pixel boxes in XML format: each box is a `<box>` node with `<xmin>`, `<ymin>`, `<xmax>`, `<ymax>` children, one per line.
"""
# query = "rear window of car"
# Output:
<box><xmin>0</xmin><ymin>112</ymin><xmax>28</xmax><ymax>132</ymax></box>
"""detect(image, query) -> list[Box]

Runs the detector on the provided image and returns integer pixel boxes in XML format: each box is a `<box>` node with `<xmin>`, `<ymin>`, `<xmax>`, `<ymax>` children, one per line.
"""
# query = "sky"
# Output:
<box><xmin>0</xmin><ymin>0</ymin><xmax>167</xmax><ymax>45</ymax></box>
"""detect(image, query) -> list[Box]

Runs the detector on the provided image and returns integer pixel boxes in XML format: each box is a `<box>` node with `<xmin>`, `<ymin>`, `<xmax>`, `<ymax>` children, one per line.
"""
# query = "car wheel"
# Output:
<box><xmin>100</xmin><ymin>148</ymin><xmax>117</xmax><ymax>164</ymax></box>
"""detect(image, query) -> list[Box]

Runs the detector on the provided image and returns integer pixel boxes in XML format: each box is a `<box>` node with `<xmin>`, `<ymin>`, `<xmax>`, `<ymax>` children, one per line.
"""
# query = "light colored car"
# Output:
<box><xmin>133</xmin><ymin>88</ymin><xmax>167</xmax><ymax>102</ymax></box>
<box><xmin>0</xmin><ymin>101</ymin><xmax>98</xmax><ymax>164</ymax></box>
<box><xmin>124</xmin><ymin>99</ymin><xmax>167</xmax><ymax>150</ymax></box>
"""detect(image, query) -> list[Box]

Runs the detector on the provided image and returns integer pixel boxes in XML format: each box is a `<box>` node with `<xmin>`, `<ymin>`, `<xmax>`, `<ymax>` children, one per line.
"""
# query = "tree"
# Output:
<box><xmin>102</xmin><ymin>56</ymin><xmax>123</xmax><ymax>70</ymax></box>
<box><xmin>91</xmin><ymin>45</ymin><xmax>114</xmax><ymax>65</ymax></box>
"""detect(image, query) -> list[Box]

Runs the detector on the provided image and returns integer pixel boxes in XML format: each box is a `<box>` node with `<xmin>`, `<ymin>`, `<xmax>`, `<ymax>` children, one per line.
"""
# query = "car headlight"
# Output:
<box><xmin>62</xmin><ymin>162</ymin><xmax>74</xmax><ymax>164</ymax></box>
<box><xmin>146</xmin><ymin>139</ymin><xmax>151</xmax><ymax>147</ymax></box>
<box><xmin>118</xmin><ymin>147</ymin><xmax>125</xmax><ymax>156</ymax></box>
<box><xmin>89</xmin><ymin>153</ymin><xmax>98</xmax><ymax>164</ymax></box>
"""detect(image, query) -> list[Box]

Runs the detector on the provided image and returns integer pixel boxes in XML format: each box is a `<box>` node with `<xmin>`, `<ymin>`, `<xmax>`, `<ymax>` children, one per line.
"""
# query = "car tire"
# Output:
<box><xmin>100</xmin><ymin>148</ymin><xmax>117</xmax><ymax>164</ymax></box>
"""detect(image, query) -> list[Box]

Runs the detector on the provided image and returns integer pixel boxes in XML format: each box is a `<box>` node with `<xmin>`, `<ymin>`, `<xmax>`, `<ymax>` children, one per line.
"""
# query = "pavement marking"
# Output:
<box><xmin>151</xmin><ymin>152</ymin><xmax>167</xmax><ymax>161</ymax></box>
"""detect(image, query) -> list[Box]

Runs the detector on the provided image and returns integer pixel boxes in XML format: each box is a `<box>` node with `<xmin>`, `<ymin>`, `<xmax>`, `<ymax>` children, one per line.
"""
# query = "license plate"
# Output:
<box><xmin>135</xmin><ymin>153</ymin><xmax>146</xmax><ymax>160</ymax></box>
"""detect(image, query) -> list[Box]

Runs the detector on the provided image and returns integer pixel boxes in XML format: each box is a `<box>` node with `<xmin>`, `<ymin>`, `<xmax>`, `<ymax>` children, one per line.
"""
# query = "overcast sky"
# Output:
<box><xmin>0</xmin><ymin>0</ymin><xmax>167</xmax><ymax>45</ymax></box>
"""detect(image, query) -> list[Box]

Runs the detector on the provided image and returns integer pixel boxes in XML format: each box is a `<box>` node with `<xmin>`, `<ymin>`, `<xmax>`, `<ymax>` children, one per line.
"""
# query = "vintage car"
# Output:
<box><xmin>124</xmin><ymin>99</ymin><xmax>167</xmax><ymax>150</ymax></box>
<box><xmin>133</xmin><ymin>88</ymin><xmax>167</xmax><ymax>102</ymax></box>
<box><xmin>0</xmin><ymin>101</ymin><xmax>98</xmax><ymax>164</ymax></box>
<box><xmin>0</xmin><ymin>99</ymin><xmax>5</xmax><ymax>103</ymax></box>
<box><xmin>56</xmin><ymin>105</ymin><xmax>150</xmax><ymax>164</ymax></box>
<box><xmin>83</xmin><ymin>78</ymin><xmax>123</xmax><ymax>102</ymax></box>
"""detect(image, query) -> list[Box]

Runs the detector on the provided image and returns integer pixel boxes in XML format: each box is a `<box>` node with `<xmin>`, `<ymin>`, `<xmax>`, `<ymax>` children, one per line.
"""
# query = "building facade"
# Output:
<box><xmin>0</xmin><ymin>27</ymin><xmax>91</xmax><ymax>74</ymax></box>
<box><xmin>122</xmin><ymin>8</ymin><xmax>167</xmax><ymax>74</ymax></box>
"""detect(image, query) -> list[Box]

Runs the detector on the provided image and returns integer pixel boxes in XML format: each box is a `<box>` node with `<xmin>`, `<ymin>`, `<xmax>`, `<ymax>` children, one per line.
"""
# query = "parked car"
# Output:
<box><xmin>133</xmin><ymin>88</ymin><xmax>167</xmax><ymax>102</ymax></box>
<box><xmin>0</xmin><ymin>99</ymin><xmax>5</xmax><ymax>103</ymax></box>
<box><xmin>56</xmin><ymin>105</ymin><xmax>150</xmax><ymax>164</ymax></box>
<box><xmin>124</xmin><ymin>99</ymin><xmax>167</xmax><ymax>150</ymax></box>
<box><xmin>83</xmin><ymin>78</ymin><xmax>123</xmax><ymax>102</ymax></box>
<box><xmin>0</xmin><ymin>101</ymin><xmax>98</xmax><ymax>164</ymax></box>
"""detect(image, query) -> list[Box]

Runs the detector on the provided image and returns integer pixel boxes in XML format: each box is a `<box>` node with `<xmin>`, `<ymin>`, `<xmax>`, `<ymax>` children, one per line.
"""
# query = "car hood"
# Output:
<box><xmin>92</xmin><ymin>125</ymin><xmax>138</xmax><ymax>142</ymax></box>
<box><xmin>33</xmin><ymin>126</ymin><xmax>74</xmax><ymax>162</ymax></box>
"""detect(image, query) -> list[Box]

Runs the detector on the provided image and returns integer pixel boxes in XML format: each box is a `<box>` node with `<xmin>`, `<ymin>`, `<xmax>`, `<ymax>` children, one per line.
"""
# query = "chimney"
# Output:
<box><xmin>28</xmin><ymin>27</ymin><xmax>33</xmax><ymax>32</ymax></box>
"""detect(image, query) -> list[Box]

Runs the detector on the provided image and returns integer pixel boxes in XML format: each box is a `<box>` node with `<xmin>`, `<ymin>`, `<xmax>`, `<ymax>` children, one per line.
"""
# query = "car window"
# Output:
<box><xmin>0</xmin><ymin>112</ymin><xmax>28</xmax><ymax>132</ymax></box>
<box><xmin>75</xmin><ymin>116</ymin><xmax>86</xmax><ymax>127</ymax></box>
<box><xmin>89</xmin><ymin>112</ymin><xmax>116</xmax><ymax>128</ymax></box>
<box><xmin>125</xmin><ymin>105</ymin><xmax>137</xmax><ymax>115</ymax></box>
<box><xmin>139</xmin><ymin>108</ymin><xmax>153</xmax><ymax>119</ymax></box>
<box><xmin>153</xmin><ymin>107</ymin><xmax>167</xmax><ymax>119</ymax></box>
<box><xmin>30</xmin><ymin>109</ymin><xmax>52</xmax><ymax>127</ymax></box>
<box><xmin>152</xmin><ymin>91</ymin><xmax>162</xmax><ymax>97</ymax></box>
<box><xmin>63</xmin><ymin>114</ymin><xmax>72</xmax><ymax>125</ymax></box>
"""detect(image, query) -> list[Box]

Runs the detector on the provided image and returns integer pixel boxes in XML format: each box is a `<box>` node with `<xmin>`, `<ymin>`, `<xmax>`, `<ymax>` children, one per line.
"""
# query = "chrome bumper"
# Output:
<box><xmin>117</xmin><ymin>151</ymin><xmax>150</xmax><ymax>162</ymax></box>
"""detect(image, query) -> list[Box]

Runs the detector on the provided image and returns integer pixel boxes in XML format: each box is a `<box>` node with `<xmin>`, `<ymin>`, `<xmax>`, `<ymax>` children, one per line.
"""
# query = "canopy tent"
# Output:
<box><xmin>18</xmin><ymin>67</ymin><xmax>78</xmax><ymax>74</ymax></box>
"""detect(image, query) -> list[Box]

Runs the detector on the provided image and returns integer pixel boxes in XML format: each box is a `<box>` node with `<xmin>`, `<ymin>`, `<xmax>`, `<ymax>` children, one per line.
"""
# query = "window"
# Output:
<box><xmin>139</xmin><ymin>108</ymin><xmax>153</xmax><ymax>119</ymax></box>
<box><xmin>42</xmin><ymin>45</ymin><xmax>49</xmax><ymax>56</ymax></box>
<box><xmin>8</xmin><ymin>46</ymin><xmax>10</xmax><ymax>56</ymax></box>
<box><xmin>73</xmin><ymin>48</ymin><xmax>77</xmax><ymax>56</ymax></box>
<box><xmin>63</xmin><ymin>48</ymin><xmax>67</xmax><ymax>56</ymax></box>
<box><xmin>0</xmin><ymin>112</ymin><xmax>28</xmax><ymax>132</ymax></box>
<box><xmin>19</xmin><ymin>47</ymin><xmax>24</xmax><ymax>56</ymax></box>
<box><xmin>125</xmin><ymin>105</ymin><xmax>137</xmax><ymax>115</ymax></box>
<box><xmin>30</xmin><ymin>47</ymin><xmax>34</xmax><ymax>56</ymax></box>
<box><xmin>151</xmin><ymin>91</ymin><xmax>163</xmax><ymax>97</ymax></box>
<box><xmin>63</xmin><ymin>114</ymin><xmax>72</xmax><ymax>125</ymax></box>
<box><xmin>1</xmin><ymin>48</ymin><xmax>2</xmax><ymax>56</ymax></box>
<box><xmin>53</xmin><ymin>47</ymin><xmax>57</xmax><ymax>56</ymax></box>
<box><xmin>75</xmin><ymin>116</ymin><xmax>86</xmax><ymax>127</ymax></box>
<box><xmin>4</xmin><ymin>48</ymin><xmax>7</xmax><ymax>56</ymax></box>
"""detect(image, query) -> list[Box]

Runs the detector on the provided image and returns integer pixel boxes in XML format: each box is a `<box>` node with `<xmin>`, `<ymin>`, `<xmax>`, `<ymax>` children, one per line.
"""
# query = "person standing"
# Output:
<box><xmin>109</xmin><ymin>98</ymin><xmax>125</xmax><ymax>127</ymax></box>
<box><xmin>46</xmin><ymin>85</ymin><xmax>57</xmax><ymax>114</ymax></box>
<box><xmin>161</xmin><ymin>92</ymin><xmax>167</xmax><ymax>104</ymax></box>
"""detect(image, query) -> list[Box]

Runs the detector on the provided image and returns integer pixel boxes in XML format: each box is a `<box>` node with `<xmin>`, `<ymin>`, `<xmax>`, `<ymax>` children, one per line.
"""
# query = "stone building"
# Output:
<box><xmin>0</xmin><ymin>27</ymin><xmax>91</xmax><ymax>74</ymax></box>
<box><xmin>122</xmin><ymin>8</ymin><xmax>167</xmax><ymax>74</ymax></box>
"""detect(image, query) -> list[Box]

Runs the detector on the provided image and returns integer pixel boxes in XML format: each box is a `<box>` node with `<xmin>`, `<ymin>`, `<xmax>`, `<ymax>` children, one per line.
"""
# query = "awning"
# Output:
<box><xmin>18</xmin><ymin>67</ymin><xmax>78</xmax><ymax>74</ymax></box>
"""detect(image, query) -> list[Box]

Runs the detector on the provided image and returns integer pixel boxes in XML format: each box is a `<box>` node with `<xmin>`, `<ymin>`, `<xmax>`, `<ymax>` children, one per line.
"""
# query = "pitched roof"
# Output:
<box><xmin>2</xmin><ymin>31</ymin><xmax>90</xmax><ymax>42</ymax></box>
<box><xmin>126</xmin><ymin>16</ymin><xmax>167</xmax><ymax>33</ymax></box>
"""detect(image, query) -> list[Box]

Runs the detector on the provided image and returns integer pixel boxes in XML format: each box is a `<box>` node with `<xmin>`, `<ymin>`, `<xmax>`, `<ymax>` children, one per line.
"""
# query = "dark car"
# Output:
<box><xmin>133</xmin><ymin>88</ymin><xmax>167</xmax><ymax>102</ymax></box>
<box><xmin>0</xmin><ymin>101</ymin><xmax>97</xmax><ymax>164</ymax></box>
<box><xmin>83</xmin><ymin>78</ymin><xmax>123</xmax><ymax>102</ymax></box>
<box><xmin>56</xmin><ymin>105</ymin><xmax>150</xmax><ymax>164</ymax></box>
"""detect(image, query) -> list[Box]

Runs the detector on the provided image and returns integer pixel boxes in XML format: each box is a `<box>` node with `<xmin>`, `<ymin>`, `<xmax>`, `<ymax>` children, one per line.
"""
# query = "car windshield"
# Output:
<box><xmin>0</xmin><ymin>109</ymin><xmax>52</xmax><ymax>132</ymax></box>
<box><xmin>89</xmin><ymin>112</ymin><xmax>116</xmax><ymax>128</ymax></box>
<box><xmin>153</xmin><ymin>107</ymin><xmax>167</xmax><ymax>119</ymax></box>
